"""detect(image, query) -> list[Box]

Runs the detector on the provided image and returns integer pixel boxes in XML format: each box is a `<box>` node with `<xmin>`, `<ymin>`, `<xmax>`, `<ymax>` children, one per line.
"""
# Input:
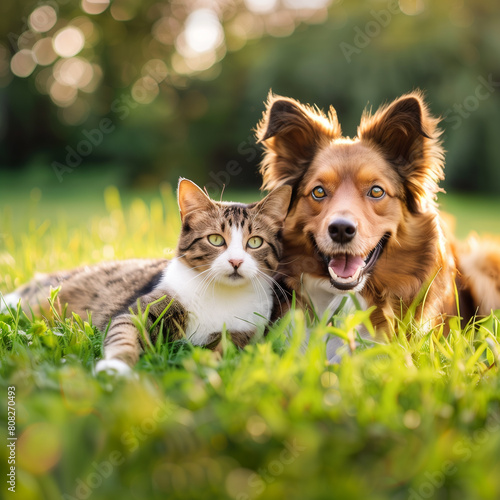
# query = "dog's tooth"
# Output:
<box><xmin>328</xmin><ymin>265</ymin><xmax>363</xmax><ymax>283</ymax></box>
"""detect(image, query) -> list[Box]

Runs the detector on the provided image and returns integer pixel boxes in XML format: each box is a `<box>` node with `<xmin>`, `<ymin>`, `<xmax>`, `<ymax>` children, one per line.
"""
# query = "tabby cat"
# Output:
<box><xmin>2</xmin><ymin>179</ymin><xmax>292</xmax><ymax>374</ymax></box>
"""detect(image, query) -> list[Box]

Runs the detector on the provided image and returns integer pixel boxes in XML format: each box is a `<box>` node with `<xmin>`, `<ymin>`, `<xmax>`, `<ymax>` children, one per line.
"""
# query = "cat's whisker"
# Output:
<box><xmin>175</xmin><ymin>267</ymin><xmax>213</xmax><ymax>295</ymax></box>
<box><xmin>166</xmin><ymin>267</ymin><xmax>214</xmax><ymax>307</ymax></box>
<box><xmin>195</xmin><ymin>269</ymin><xmax>215</xmax><ymax>296</ymax></box>
<box><xmin>255</xmin><ymin>269</ymin><xmax>291</xmax><ymax>311</ymax></box>
<box><xmin>198</xmin><ymin>270</ymin><xmax>218</xmax><ymax>300</ymax></box>
<box><xmin>250</xmin><ymin>276</ymin><xmax>268</xmax><ymax>313</ymax></box>
<box><xmin>277</xmin><ymin>256</ymin><xmax>302</xmax><ymax>267</ymax></box>
<box><xmin>198</xmin><ymin>269</ymin><xmax>217</xmax><ymax>301</ymax></box>
<box><xmin>269</xmin><ymin>269</ymin><xmax>295</xmax><ymax>280</ymax></box>
<box><xmin>257</xmin><ymin>274</ymin><xmax>286</xmax><ymax>306</ymax></box>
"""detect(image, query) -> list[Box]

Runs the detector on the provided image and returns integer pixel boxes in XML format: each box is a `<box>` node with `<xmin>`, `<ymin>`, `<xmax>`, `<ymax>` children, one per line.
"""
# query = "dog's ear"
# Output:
<box><xmin>358</xmin><ymin>91</ymin><xmax>444</xmax><ymax>213</ymax></box>
<box><xmin>256</xmin><ymin>92</ymin><xmax>341</xmax><ymax>191</ymax></box>
<box><xmin>254</xmin><ymin>185</ymin><xmax>293</xmax><ymax>224</ymax></box>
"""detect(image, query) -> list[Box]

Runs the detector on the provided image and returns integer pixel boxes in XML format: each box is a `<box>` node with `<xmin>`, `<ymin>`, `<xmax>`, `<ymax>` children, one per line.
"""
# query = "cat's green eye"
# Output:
<box><xmin>208</xmin><ymin>234</ymin><xmax>225</xmax><ymax>247</ymax></box>
<box><xmin>247</xmin><ymin>236</ymin><xmax>263</xmax><ymax>249</ymax></box>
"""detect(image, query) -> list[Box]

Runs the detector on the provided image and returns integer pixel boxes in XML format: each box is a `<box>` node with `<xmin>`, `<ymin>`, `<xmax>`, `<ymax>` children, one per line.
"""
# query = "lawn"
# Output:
<box><xmin>1</xmin><ymin>181</ymin><xmax>500</xmax><ymax>500</ymax></box>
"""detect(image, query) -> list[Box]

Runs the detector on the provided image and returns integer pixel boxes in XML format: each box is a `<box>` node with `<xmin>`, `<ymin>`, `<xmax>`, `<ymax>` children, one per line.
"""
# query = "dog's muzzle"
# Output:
<box><xmin>321</xmin><ymin>233</ymin><xmax>390</xmax><ymax>291</ymax></box>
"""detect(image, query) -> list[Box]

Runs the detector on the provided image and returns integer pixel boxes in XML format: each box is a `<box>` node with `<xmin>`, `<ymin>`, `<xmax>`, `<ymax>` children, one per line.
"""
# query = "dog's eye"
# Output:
<box><xmin>247</xmin><ymin>236</ymin><xmax>263</xmax><ymax>249</ymax></box>
<box><xmin>312</xmin><ymin>186</ymin><xmax>326</xmax><ymax>200</ymax></box>
<box><xmin>368</xmin><ymin>186</ymin><xmax>385</xmax><ymax>199</ymax></box>
<box><xmin>208</xmin><ymin>234</ymin><xmax>225</xmax><ymax>246</ymax></box>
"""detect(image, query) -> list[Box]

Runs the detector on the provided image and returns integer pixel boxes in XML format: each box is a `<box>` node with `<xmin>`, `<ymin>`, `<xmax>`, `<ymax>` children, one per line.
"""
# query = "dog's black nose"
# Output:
<box><xmin>328</xmin><ymin>218</ymin><xmax>357</xmax><ymax>244</ymax></box>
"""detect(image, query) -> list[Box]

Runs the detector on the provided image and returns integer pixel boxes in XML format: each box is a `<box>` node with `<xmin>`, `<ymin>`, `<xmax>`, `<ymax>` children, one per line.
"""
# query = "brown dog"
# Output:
<box><xmin>256</xmin><ymin>91</ymin><xmax>500</xmax><ymax>337</ymax></box>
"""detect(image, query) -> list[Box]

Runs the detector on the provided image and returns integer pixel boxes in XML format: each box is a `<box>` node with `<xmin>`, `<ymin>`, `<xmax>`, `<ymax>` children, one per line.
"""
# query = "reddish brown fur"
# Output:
<box><xmin>256</xmin><ymin>91</ymin><xmax>500</xmax><ymax>334</ymax></box>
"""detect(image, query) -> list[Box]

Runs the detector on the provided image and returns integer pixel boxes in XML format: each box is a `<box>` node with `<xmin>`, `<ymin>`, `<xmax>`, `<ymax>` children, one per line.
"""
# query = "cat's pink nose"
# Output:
<box><xmin>229</xmin><ymin>259</ymin><xmax>243</xmax><ymax>269</ymax></box>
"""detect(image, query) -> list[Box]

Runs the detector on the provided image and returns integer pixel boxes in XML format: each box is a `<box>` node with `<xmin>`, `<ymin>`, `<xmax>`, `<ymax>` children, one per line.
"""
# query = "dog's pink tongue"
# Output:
<box><xmin>329</xmin><ymin>254</ymin><xmax>364</xmax><ymax>279</ymax></box>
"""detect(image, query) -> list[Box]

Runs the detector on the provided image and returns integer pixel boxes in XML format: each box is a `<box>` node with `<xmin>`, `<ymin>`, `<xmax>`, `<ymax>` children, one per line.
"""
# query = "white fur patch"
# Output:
<box><xmin>95</xmin><ymin>359</ymin><xmax>135</xmax><ymax>377</ymax></box>
<box><xmin>301</xmin><ymin>272</ymin><xmax>373</xmax><ymax>363</ymax></box>
<box><xmin>302</xmin><ymin>273</ymin><xmax>369</xmax><ymax>319</ymax></box>
<box><xmin>156</xmin><ymin>251</ymin><xmax>273</xmax><ymax>345</ymax></box>
<box><xmin>0</xmin><ymin>292</ymin><xmax>21</xmax><ymax>313</ymax></box>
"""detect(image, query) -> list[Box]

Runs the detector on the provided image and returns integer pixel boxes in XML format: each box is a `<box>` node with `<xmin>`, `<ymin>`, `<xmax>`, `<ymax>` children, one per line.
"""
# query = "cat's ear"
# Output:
<box><xmin>177</xmin><ymin>179</ymin><xmax>214</xmax><ymax>220</ymax></box>
<box><xmin>255</xmin><ymin>185</ymin><xmax>292</xmax><ymax>222</ymax></box>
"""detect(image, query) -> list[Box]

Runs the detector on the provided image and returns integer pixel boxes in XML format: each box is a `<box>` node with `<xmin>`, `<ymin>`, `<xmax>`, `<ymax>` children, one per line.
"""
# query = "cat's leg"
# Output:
<box><xmin>95</xmin><ymin>290</ymin><xmax>188</xmax><ymax>374</ymax></box>
<box><xmin>95</xmin><ymin>313</ymin><xmax>141</xmax><ymax>375</ymax></box>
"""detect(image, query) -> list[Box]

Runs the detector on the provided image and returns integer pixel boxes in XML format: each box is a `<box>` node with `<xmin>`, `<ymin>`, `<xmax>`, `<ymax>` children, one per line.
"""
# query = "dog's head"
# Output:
<box><xmin>256</xmin><ymin>91</ymin><xmax>444</xmax><ymax>293</ymax></box>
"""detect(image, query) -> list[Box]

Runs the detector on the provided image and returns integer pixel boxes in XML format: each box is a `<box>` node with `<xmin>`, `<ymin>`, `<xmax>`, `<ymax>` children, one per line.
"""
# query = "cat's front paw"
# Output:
<box><xmin>95</xmin><ymin>359</ymin><xmax>134</xmax><ymax>377</ymax></box>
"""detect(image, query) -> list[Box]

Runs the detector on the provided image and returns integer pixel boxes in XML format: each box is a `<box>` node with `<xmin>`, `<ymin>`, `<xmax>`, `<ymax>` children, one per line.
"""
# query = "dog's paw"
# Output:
<box><xmin>95</xmin><ymin>359</ymin><xmax>134</xmax><ymax>377</ymax></box>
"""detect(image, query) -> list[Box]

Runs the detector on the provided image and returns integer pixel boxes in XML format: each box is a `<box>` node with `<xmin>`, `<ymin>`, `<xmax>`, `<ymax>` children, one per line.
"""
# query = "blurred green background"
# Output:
<box><xmin>1</xmin><ymin>0</ymin><xmax>500</xmax><ymax>199</ymax></box>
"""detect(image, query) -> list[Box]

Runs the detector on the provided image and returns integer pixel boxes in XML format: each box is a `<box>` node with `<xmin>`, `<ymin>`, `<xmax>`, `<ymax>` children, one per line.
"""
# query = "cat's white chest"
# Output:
<box><xmin>157</xmin><ymin>259</ymin><xmax>273</xmax><ymax>345</ymax></box>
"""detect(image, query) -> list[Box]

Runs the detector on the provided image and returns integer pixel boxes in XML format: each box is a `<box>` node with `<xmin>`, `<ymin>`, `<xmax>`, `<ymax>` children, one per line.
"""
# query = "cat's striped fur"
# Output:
<box><xmin>2</xmin><ymin>180</ymin><xmax>291</xmax><ymax>373</ymax></box>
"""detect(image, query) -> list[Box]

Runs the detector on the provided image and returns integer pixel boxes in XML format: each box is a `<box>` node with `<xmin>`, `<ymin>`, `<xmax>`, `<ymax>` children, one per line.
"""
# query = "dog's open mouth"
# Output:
<box><xmin>324</xmin><ymin>234</ymin><xmax>389</xmax><ymax>291</ymax></box>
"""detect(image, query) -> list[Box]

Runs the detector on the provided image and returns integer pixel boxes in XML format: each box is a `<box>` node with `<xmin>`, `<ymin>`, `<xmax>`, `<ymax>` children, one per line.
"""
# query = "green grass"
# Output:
<box><xmin>438</xmin><ymin>192</ymin><xmax>500</xmax><ymax>239</ymax></box>
<box><xmin>1</xmin><ymin>185</ymin><xmax>500</xmax><ymax>500</ymax></box>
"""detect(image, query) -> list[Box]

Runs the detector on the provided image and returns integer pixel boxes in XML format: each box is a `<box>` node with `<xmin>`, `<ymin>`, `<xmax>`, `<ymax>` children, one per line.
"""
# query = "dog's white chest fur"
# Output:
<box><xmin>302</xmin><ymin>273</ymin><xmax>367</xmax><ymax>318</ymax></box>
<box><xmin>157</xmin><ymin>259</ymin><xmax>273</xmax><ymax>345</ymax></box>
<box><xmin>302</xmin><ymin>273</ymin><xmax>371</xmax><ymax>363</ymax></box>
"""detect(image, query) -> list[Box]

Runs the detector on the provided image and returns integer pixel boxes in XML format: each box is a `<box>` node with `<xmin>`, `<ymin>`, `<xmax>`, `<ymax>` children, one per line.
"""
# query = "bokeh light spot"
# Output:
<box><xmin>244</xmin><ymin>0</ymin><xmax>278</xmax><ymax>14</ymax></box>
<box><xmin>142</xmin><ymin>59</ymin><xmax>168</xmax><ymax>83</ymax></box>
<box><xmin>50</xmin><ymin>80</ymin><xmax>78</xmax><ymax>107</ymax></box>
<box><xmin>284</xmin><ymin>0</ymin><xmax>331</xmax><ymax>9</ymax></box>
<box><xmin>17</xmin><ymin>31</ymin><xmax>39</xmax><ymax>51</ymax></box>
<box><xmin>132</xmin><ymin>76</ymin><xmax>159</xmax><ymax>104</ymax></box>
<box><xmin>80</xmin><ymin>63</ymin><xmax>103</xmax><ymax>93</ymax></box>
<box><xmin>185</xmin><ymin>51</ymin><xmax>217</xmax><ymax>73</ymax></box>
<box><xmin>184</xmin><ymin>9</ymin><xmax>224</xmax><ymax>54</ymax></box>
<box><xmin>35</xmin><ymin>67</ymin><xmax>54</xmax><ymax>94</ymax></box>
<box><xmin>32</xmin><ymin>38</ymin><xmax>57</xmax><ymax>66</ymax></box>
<box><xmin>54</xmin><ymin>57</ymin><xmax>94</xmax><ymax>88</ymax></box>
<box><xmin>10</xmin><ymin>50</ymin><xmax>37</xmax><ymax>78</ymax></box>
<box><xmin>110</xmin><ymin>0</ymin><xmax>137</xmax><ymax>21</ymax></box>
<box><xmin>29</xmin><ymin>6</ymin><xmax>58</xmax><ymax>33</ymax></box>
<box><xmin>53</xmin><ymin>27</ymin><xmax>85</xmax><ymax>58</ymax></box>
<box><xmin>225</xmin><ymin>468</ymin><xmax>253</xmax><ymax>499</ymax></box>
<box><xmin>246</xmin><ymin>415</ymin><xmax>269</xmax><ymax>442</ymax></box>
<box><xmin>266</xmin><ymin>11</ymin><xmax>296</xmax><ymax>37</ymax></box>
<box><xmin>82</xmin><ymin>0</ymin><xmax>110</xmax><ymax>15</ymax></box>
<box><xmin>320</xmin><ymin>371</ymin><xmax>338</xmax><ymax>388</ymax></box>
<box><xmin>17</xmin><ymin>423</ymin><xmax>62</xmax><ymax>475</ymax></box>
<box><xmin>71</xmin><ymin>16</ymin><xmax>97</xmax><ymax>40</ymax></box>
<box><xmin>399</xmin><ymin>0</ymin><xmax>425</xmax><ymax>16</ymax></box>
<box><xmin>403</xmin><ymin>409</ymin><xmax>422</xmax><ymax>429</ymax></box>
<box><xmin>152</xmin><ymin>16</ymin><xmax>179</xmax><ymax>45</ymax></box>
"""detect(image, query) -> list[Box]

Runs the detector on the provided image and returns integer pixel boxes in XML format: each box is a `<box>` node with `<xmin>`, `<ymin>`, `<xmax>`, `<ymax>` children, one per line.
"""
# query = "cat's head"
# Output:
<box><xmin>177</xmin><ymin>179</ymin><xmax>292</xmax><ymax>286</ymax></box>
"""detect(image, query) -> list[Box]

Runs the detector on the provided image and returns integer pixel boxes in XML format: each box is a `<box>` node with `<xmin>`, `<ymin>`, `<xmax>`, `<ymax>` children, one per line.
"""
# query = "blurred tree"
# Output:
<box><xmin>1</xmin><ymin>0</ymin><xmax>499</xmax><ymax>192</ymax></box>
